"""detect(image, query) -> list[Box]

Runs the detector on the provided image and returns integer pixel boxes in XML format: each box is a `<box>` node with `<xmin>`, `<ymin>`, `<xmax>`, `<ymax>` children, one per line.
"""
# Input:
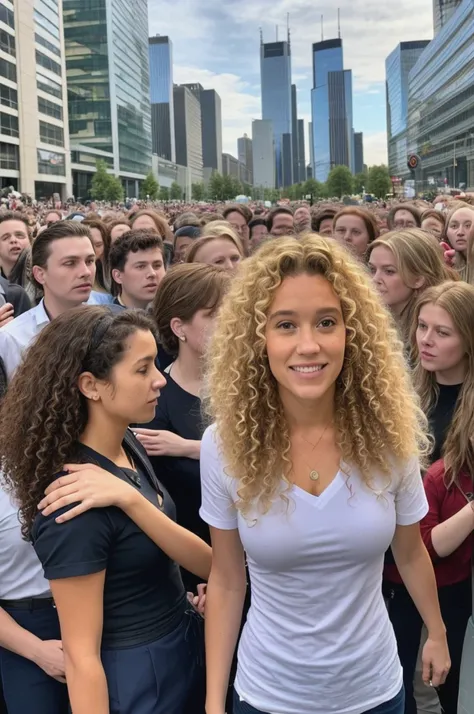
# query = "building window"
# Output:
<box><xmin>0</xmin><ymin>58</ymin><xmax>16</xmax><ymax>83</ymax></box>
<box><xmin>0</xmin><ymin>29</ymin><xmax>15</xmax><ymax>57</ymax></box>
<box><xmin>35</xmin><ymin>33</ymin><xmax>60</xmax><ymax>57</ymax></box>
<box><xmin>39</xmin><ymin>120</ymin><xmax>63</xmax><ymax>147</ymax></box>
<box><xmin>34</xmin><ymin>10</ymin><xmax>60</xmax><ymax>39</ymax></box>
<box><xmin>38</xmin><ymin>96</ymin><xmax>62</xmax><ymax>120</ymax></box>
<box><xmin>0</xmin><ymin>5</ymin><xmax>14</xmax><ymax>30</ymax></box>
<box><xmin>37</xmin><ymin>148</ymin><xmax>65</xmax><ymax>175</ymax></box>
<box><xmin>35</xmin><ymin>51</ymin><xmax>61</xmax><ymax>76</ymax></box>
<box><xmin>0</xmin><ymin>85</ymin><xmax>17</xmax><ymax>110</ymax></box>
<box><xmin>0</xmin><ymin>112</ymin><xmax>18</xmax><ymax>138</ymax></box>
<box><xmin>36</xmin><ymin>72</ymin><xmax>62</xmax><ymax>99</ymax></box>
<box><xmin>0</xmin><ymin>141</ymin><xmax>18</xmax><ymax>170</ymax></box>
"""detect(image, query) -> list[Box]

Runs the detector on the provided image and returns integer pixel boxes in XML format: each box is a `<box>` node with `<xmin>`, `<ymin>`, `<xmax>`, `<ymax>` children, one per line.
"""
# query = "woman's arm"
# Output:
<box><xmin>38</xmin><ymin>465</ymin><xmax>211</xmax><ymax>581</ymax></box>
<box><xmin>392</xmin><ymin>523</ymin><xmax>450</xmax><ymax>686</ymax></box>
<box><xmin>428</xmin><ymin>502</ymin><xmax>474</xmax><ymax>558</ymax></box>
<box><xmin>205</xmin><ymin>527</ymin><xmax>247</xmax><ymax>714</ymax></box>
<box><xmin>50</xmin><ymin>571</ymin><xmax>108</xmax><ymax>714</ymax></box>
<box><xmin>134</xmin><ymin>428</ymin><xmax>201</xmax><ymax>459</ymax></box>
<box><xmin>0</xmin><ymin>607</ymin><xmax>65</xmax><ymax>682</ymax></box>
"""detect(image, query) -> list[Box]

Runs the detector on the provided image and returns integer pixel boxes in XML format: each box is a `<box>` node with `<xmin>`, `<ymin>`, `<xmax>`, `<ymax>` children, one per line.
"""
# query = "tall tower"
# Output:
<box><xmin>149</xmin><ymin>36</ymin><xmax>175</xmax><ymax>162</ymax></box>
<box><xmin>260</xmin><ymin>31</ymin><xmax>292</xmax><ymax>188</ymax></box>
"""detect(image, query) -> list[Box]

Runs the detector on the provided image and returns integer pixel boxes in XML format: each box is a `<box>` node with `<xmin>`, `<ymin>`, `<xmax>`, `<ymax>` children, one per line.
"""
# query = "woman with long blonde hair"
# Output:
<box><xmin>199</xmin><ymin>235</ymin><xmax>449</xmax><ymax>714</ymax></box>
<box><xmin>185</xmin><ymin>221</ymin><xmax>244</xmax><ymax>272</ymax></box>
<box><xmin>441</xmin><ymin>204</ymin><xmax>474</xmax><ymax>283</ymax></box>
<box><xmin>413</xmin><ymin>282</ymin><xmax>473</xmax><ymax>713</ymax></box>
<box><xmin>368</xmin><ymin>229</ymin><xmax>454</xmax><ymax>346</ymax></box>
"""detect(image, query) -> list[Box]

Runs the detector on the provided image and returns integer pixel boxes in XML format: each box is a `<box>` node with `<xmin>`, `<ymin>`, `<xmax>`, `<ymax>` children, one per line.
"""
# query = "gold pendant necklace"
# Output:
<box><xmin>309</xmin><ymin>470</ymin><xmax>320</xmax><ymax>481</ymax></box>
<box><xmin>299</xmin><ymin>422</ymin><xmax>332</xmax><ymax>482</ymax></box>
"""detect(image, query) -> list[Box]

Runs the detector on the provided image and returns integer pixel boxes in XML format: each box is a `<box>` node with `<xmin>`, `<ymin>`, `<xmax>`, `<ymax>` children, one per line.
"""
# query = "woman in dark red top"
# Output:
<box><xmin>386</xmin><ymin>281</ymin><xmax>474</xmax><ymax>714</ymax></box>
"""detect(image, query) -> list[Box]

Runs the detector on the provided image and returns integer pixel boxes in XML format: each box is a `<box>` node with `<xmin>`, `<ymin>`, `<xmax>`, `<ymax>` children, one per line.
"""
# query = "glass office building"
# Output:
<box><xmin>64</xmin><ymin>0</ymin><xmax>152</xmax><ymax>198</ymax></box>
<box><xmin>385</xmin><ymin>41</ymin><xmax>430</xmax><ymax>180</ymax></box>
<box><xmin>433</xmin><ymin>0</ymin><xmax>463</xmax><ymax>33</ymax></box>
<box><xmin>310</xmin><ymin>39</ymin><xmax>343</xmax><ymax>182</ymax></box>
<box><xmin>149</xmin><ymin>36</ymin><xmax>175</xmax><ymax>162</ymax></box>
<box><xmin>407</xmin><ymin>0</ymin><xmax>474</xmax><ymax>189</ymax></box>
<box><xmin>260</xmin><ymin>39</ymin><xmax>292</xmax><ymax>188</ymax></box>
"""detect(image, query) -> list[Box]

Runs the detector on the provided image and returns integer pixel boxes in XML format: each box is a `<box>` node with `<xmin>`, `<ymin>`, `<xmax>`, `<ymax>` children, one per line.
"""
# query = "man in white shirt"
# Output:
<box><xmin>0</xmin><ymin>221</ymin><xmax>96</xmax><ymax>381</ymax></box>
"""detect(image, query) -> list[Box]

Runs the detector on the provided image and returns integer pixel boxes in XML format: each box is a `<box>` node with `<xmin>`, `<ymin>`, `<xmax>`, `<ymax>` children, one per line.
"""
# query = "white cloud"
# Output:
<box><xmin>363</xmin><ymin>132</ymin><xmax>388</xmax><ymax>167</ymax></box>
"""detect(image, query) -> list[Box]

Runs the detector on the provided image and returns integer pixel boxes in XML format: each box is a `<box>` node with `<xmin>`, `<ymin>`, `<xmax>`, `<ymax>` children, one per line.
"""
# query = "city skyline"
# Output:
<box><xmin>148</xmin><ymin>0</ymin><xmax>434</xmax><ymax>167</ymax></box>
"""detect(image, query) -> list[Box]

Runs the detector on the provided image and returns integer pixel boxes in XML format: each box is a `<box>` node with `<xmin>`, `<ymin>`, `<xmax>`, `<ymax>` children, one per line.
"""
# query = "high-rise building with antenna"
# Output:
<box><xmin>260</xmin><ymin>29</ymin><xmax>293</xmax><ymax>187</ymax></box>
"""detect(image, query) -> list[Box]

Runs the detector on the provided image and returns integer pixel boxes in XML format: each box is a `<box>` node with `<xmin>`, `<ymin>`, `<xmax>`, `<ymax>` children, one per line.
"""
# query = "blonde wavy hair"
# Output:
<box><xmin>368</xmin><ymin>229</ymin><xmax>454</xmax><ymax>346</ymax></box>
<box><xmin>411</xmin><ymin>281</ymin><xmax>474</xmax><ymax>487</ymax></box>
<box><xmin>205</xmin><ymin>234</ymin><xmax>429</xmax><ymax>515</ymax></box>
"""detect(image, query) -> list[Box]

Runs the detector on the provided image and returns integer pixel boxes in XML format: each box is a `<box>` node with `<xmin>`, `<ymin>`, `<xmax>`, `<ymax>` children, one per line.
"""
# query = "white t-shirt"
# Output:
<box><xmin>200</xmin><ymin>425</ymin><xmax>428</xmax><ymax>714</ymax></box>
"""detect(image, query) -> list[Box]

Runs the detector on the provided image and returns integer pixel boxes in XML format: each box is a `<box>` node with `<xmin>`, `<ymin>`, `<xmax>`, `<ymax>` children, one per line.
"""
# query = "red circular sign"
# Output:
<box><xmin>407</xmin><ymin>154</ymin><xmax>420</xmax><ymax>170</ymax></box>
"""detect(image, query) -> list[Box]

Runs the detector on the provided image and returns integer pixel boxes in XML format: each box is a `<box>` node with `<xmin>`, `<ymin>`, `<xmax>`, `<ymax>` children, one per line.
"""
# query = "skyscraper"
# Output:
<box><xmin>310</xmin><ymin>39</ymin><xmax>343</xmax><ymax>182</ymax></box>
<box><xmin>433</xmin><ymin>0</ymin><xmax>463</xmax><ymax>33</ymax></box>
<box><xmin>252</xmin><ymin>119</ymin><xmax>275</xmax><ymax>189</ymax></box>
<box><xmin>1</xmin><ymin>0</ymin><xmax>72</xmax><ymax>199</ymax></box>
<box><xmin>260</xmin><ymin>36</ymin><xmax>292</xmax><ymax>187</ymax></box>
<box><xmin>385</xmin><ymin>40</ymin><xmax>430</xmax><ymax>178</ymax></box>
<box><xmin>64</xmin><ymin>0</ymin><xmax>152</xmax><ymax>198</ymax></box>
<box><xmin>182</xmin><ymin>84</ymin><xmax>222</xmax><ymax>173</ymax></box>
<box><xmin>173</xmin><ymin>85</ymin><xmax>203</xmax><ymax>183</ymax></box>
<box><xmin>291</xmin><ymin>84</ymin><xmax>299</xmax><ymax>185</ymax></box>
<box><xmin>149</xmin><ymin>36</ymin><xmax>175</xmax><ymax>162</ymax></box>
<box><xmin>297</xmin><ymin>119</ymin><xmax>306</xmax><ymax>182</ymax></box>
<box><xmin>354</xmin><ymin>132</ymin><xmax>364</xmax><ymax>174</ymax></box>
<box><xmin>238</xmin><ymin>133</ymin><xmax>253</xmax><ymax>183</ymax></box>
<box><xmin>308</xmin><ymin>121</ymin><xmax>314</xmax><ymax>174</ymax></box>
<box><xmin>328</xmin><ymin>69</ymin><xmax>354</xmax><ymax>172</ymax></box>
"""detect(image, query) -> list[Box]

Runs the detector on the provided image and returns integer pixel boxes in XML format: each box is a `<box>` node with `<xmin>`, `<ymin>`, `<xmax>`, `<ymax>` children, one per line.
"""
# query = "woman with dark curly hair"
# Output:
<box><xmin>0</xmin><ymin>306</ymin><xmax>209</xmax><ymax>714</ymax></box>
<box><xmin>199</xmin><ymin>235</ymin><xmax>449</xmax><ymax>714</ymax></box>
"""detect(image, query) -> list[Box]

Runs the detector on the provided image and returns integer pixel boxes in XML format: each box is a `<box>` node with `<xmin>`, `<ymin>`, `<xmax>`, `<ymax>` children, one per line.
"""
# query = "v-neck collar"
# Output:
<box><xmin>291</xmin><ymin>469</ymin><xmax>345</xmax><ymax>509</ymax></box>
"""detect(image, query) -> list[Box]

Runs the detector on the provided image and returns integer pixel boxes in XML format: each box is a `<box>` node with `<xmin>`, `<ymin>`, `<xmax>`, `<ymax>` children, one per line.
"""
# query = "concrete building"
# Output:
<box><xmin>237</xmin><ymin>133</ymin><xmax>253</xmax><ymax>183</ymax></box>
<box><xmin>308</xmin><ymin>121</ymin><xmax>314</xmax><ymax>173</ymax></box>
<box><xmin>182</xmin><ymin>83</ymin><xmax>222</xmax><ymax>174</ymax></box>
<box><xmin>260</xmin><ymin>36</ymin><xmax>292</xmax><ymax>187</ymax></box>
<box><xmin>311</xmin><ymin>38</ymin><xmax>354</xmax><ymax>181</ymax></box>
<box><xmin>407</xmin><ymin>0</ymin><xmax>474</xmax><ymax>189</ymax></box>
<box><xmin>173</xmin><ymin>84</ymin><xmax>203</xmax><ymax>184</ymax></box>
<box><xmin>433</xmin><ymin>0</ymin><xmax>463</xmax><ymax>33</ymax></box>
<box><xmin>151</xmin><ymin>153</ymin><xmax>190</xmax><ymax>200</ymax></box>
<box><xmin>149</xmin><ymin>35</ymin><xmax>175</xmax><ymax>162</ymax></box>
<box><xmin>354</xmin><ymin>132</ymin><xmax>364</xmax><ymax>174</ymax></box>
<box><xmin>64</xmin><ymin>0</ymin><xmax>152</xmax><ymax>199</ymax></box>
<box><xmin>252</xmin><ymin>119</ymin><xmax>275</xmax><ymax>189</ymax></box>
<box><xmin>291</xmin><ymin>84</ymin><xmax>299</xmax><ymax>186</ymax></box>
<box><xmin>0</xmin><ymin>0</ymin><xmax>72</xmax><ymax>199</ymax></box>
<box><xmin>385</xmin><ymin>40</ymin><xmax>430</xmax><ymax>180</ymax></box>
<box><xmin>222</xmin><ymin>152</ymin><xmax>239</xmax><ymax>179</ymax></box>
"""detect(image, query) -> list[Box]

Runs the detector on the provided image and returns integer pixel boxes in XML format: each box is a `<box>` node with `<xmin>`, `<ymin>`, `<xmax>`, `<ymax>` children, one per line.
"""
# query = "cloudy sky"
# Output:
<box><xmin>148</xmin><ymin>0</ymin><xmax>434</xmax><ymax>167</ymax></box>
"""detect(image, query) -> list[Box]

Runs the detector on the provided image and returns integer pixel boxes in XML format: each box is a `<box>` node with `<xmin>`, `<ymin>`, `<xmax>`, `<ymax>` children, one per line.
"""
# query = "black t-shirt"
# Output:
<box><xmin>143</xmin><ymin>374</ymin><xmax>209</xmax><ymax>592</ymax></box>
<box><xmin>429</xmin><ymin>382</ymin><xmax>462</xmax><ymax>463</ymax></box>
<box><xmin>32</xmin><ymin>433</ymin><xmax>187</xmax><ymax>649</ymax></box>
<box><xmin>0</xmin><ymin>276</ymin><xmax>31</xmax><ymax>316</ymax></box>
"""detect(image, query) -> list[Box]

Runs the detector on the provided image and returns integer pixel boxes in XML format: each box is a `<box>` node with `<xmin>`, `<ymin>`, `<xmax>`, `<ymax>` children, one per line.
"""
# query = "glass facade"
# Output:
<box><xmin>260</xmin><ymin>40</ymin><xmax>292</xmax><ymax>188</ymax></box>
<box><xmin>149</xmin><ymin>36</ymin><xmax>175</xmax><ymax>162</ymax></box>
<box><xmin>311</xmin><ymin>39</ymin><xmax>343</xmax><ymax>182</ymax></box>
<box><xmin>64</xmin><ymin>0</ymin><xmax>151</xmax><ymax>182</ymax></box>
<box><xmin>433</xmin><ymin>0</ymin><xmax>463</xmax><ymax>33</ymax></box>
<box><xmin>407</xmin><ymin>1</ymin><xmax>474</xmax><ymax>188</ymax></box>
<box><xmin>385</xmin><ymin>41</ymin><xmax>430</xmax><ymax>179</ymax></box>
<box><xmin>37</xmin><ymin>148</ymin><xmax>66</xmax><ymax>175</ymax></box>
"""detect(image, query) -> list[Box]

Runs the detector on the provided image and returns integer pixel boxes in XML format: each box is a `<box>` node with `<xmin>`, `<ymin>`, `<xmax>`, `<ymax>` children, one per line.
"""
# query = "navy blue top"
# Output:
<box><xmin>32</xmin><ymin>431</ymin><xmax>187</xmax><ymax>649</ymax></box>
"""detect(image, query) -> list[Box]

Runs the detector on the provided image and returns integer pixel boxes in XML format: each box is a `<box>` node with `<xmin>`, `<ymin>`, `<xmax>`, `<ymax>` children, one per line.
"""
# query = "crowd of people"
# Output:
<box><xmin>0</xmin><ymin>192</ymin><xmax>473</xmax><ymax>714</ymax></box>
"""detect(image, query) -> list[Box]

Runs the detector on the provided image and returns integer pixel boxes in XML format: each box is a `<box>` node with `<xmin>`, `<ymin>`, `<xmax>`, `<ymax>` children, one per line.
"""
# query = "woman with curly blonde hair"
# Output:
<box><xmin>199</xmin><ymin>235</ymin><xmax>450</xmax><ymax>714</ymax></box>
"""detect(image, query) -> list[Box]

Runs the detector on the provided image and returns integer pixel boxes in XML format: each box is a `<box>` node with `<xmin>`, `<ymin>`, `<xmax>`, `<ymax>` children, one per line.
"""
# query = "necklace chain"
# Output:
<box><xmin>298</xmin><ymin>423</ymin><xmax>332</xmax><ymax>482</ymax></box>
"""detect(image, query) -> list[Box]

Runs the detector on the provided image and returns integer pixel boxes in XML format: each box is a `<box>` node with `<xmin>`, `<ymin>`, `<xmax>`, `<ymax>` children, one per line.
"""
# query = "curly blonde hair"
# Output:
<box><xmin>204</xmin><ymin>234</ymin><xmax>429</xmax><ymax>515</ymax></box>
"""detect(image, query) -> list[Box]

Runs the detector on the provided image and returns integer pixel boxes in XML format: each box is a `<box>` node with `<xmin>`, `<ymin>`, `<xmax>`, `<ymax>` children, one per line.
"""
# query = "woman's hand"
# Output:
<box><xmin>187</xmin><ymin>583</ymin><xmax>207</xmax><ymax>617</ymax></box>
<box><xmin>38</xmin><ymin>463</ymin><xmax>138</xmax><ymax>523</ymax></box>
<box><xmin>134</xmin><ymin>428</ymin><xmax>197</xmax><ymax>458</ymax></box>
<box><xmin>0</xmin><ymin>302</ymin><xmax>14</xmax><ymax>328</ymax></box>
<box><xmin>421</xmin><ymin>633</ymin><xmax>451</xmax><ymax>687</ymax></box>
<box><xmin>440</xmin><ymin>242</ymin><xmax>455</xmax><ymax>267</ymax></box>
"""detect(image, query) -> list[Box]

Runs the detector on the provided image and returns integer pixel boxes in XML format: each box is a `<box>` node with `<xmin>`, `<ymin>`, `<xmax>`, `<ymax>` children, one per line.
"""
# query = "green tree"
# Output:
<box><xmin>367</xmin><ymin>165</ymin><xmax>392</xmax><ymax>198</ymax></box>
<box><xmin>353</xmin><ymin>171</ymin><xmax>368</xmax><ymax>194</ymax></box>
<box><xmin>207</xmin><ymin>172</ymin><xmax>224</xmax><ymax>201</ymax></box>
<box><xmin>170</xmin><ymin>181</ymin><xmax>182</xmax><ymax>200</ymax></box>
<box><xmin>303</xmin><ymin>178</ymin><xmax>327</xmax><ymax>199</ymax></box>
<box><xmin>159</xmin><ymin>185</ymin><xmax>169</xmax><ymax>201</ymax></box>
<box><xmin>230</xmin><ymin>176</ymin><xmax>243</xmax><ymax>198</ymax></box>
<box><xmin>242</xmin><ymin>182</ymin><xmax>252</xmax><ymax>197</ymax></box>
<box><xmin>192</xmin><ymin>182</ymin><xmax>206</xmax><ymax>201</ymax></box>
<box><xmin>105</xmin><ymin>175</ymin><xmax>124</xmax><ymax>202</ymax></box>
<box><xmin>90</xmin><ymin>159</ymin><xmax>111</xmax><ymax>201</ymax></box>
<box><xmin>326</xmin><ymin>165</ymin><xmax>354</xmax><ymax>198</ymax></box>
<box><xmin>140</xmin><ymin>171</ymin><xmax>159</xmax><ymax>200</ymax></box>
<box><xmin>221</xmin><ymin>174</ymin><xmax>235</xmax><ymax>200</ymax></box>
